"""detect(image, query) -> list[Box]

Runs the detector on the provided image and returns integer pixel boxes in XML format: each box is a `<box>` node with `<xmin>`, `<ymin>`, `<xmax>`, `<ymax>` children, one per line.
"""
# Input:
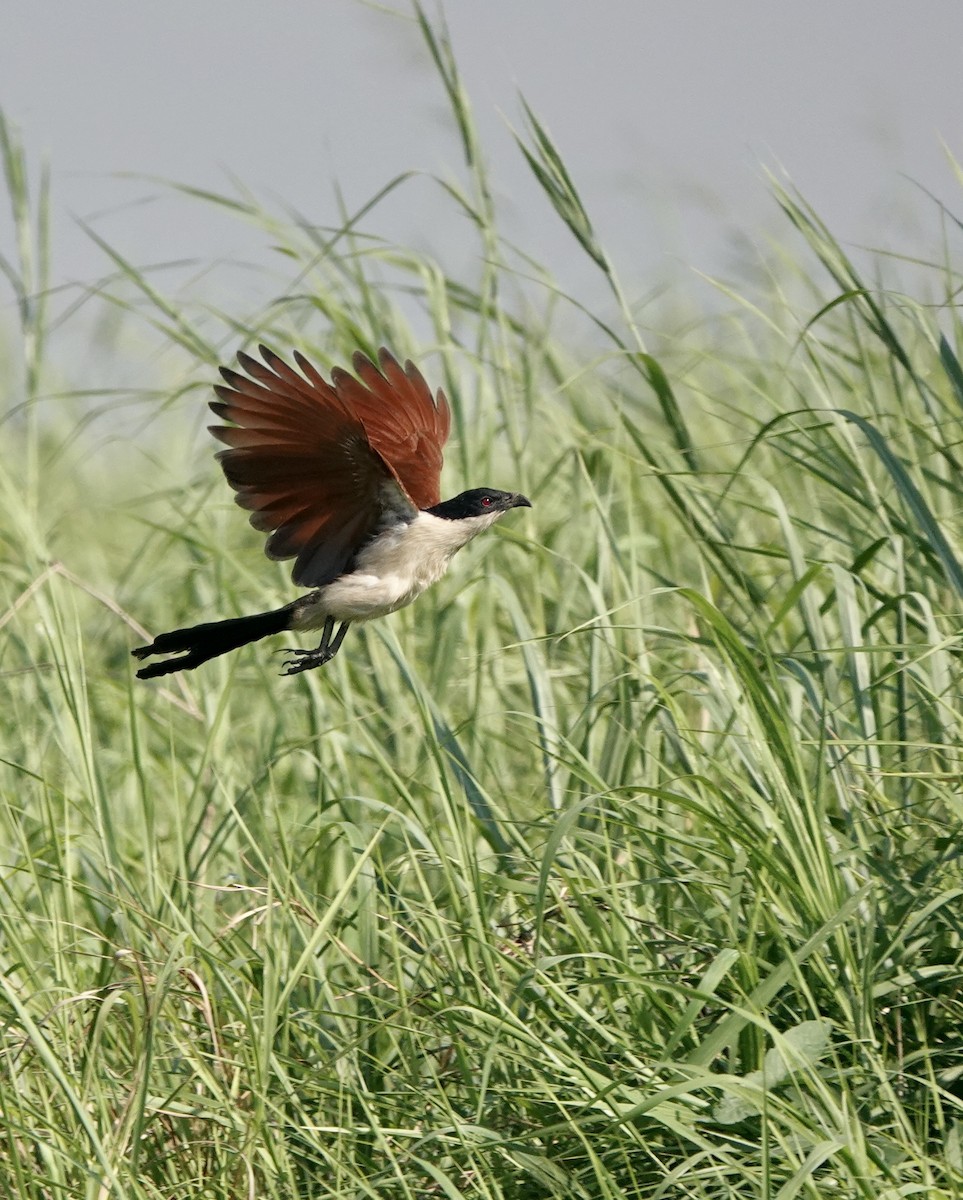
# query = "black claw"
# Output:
<box><xmin>277</xmin><ymin>621</ymin><xmax>348</xmax><ymax>676</ymax></box>
<box><xmin>279</xmin><ymin>649</ymin><xmax>334</xmax><ymax>676</ymax></box>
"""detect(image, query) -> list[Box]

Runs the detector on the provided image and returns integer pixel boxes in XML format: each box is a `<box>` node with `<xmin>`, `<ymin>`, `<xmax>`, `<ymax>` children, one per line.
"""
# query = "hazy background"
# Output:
<box><xmin>1</xmin><ymin>1</ymin><xmax>961</xmax><ymax>323</ymax></box>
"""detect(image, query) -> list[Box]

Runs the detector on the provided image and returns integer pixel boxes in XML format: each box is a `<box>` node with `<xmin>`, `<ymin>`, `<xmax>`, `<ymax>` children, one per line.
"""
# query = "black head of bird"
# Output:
<box><xmin>132</xmin><ymin>346</ymin><xmax>531</xmax><ymax>680</ymax></box>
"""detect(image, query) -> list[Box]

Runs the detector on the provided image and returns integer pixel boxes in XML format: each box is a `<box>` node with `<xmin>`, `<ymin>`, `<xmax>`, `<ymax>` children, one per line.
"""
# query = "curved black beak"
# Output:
<box><xmin>509</xmin><ymin>493</ymin><xmax>532</xmax><ymax>509</ymax></box>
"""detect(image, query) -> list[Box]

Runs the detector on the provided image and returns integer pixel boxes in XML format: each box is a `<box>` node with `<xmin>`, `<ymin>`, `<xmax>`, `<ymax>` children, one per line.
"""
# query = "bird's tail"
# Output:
<box><xmin>132</xmin><ymin>605</ymin><xmax>293</xmax><ymax>680</ymax></box>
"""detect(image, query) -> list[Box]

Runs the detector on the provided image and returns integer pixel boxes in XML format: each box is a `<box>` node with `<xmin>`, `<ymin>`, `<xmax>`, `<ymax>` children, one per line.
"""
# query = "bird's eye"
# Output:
<box><xmin>481</xmin><ymin>496</ymin><xmax>493</xmax><ymax>507</ymax></box>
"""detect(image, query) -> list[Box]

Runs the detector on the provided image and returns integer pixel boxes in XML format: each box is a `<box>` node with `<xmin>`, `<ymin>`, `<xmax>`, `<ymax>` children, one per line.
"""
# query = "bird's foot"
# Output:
<box><xmin>278</xmin><ymin>647</ymin><xmax>334</xmax><ymax>676</ymax></box>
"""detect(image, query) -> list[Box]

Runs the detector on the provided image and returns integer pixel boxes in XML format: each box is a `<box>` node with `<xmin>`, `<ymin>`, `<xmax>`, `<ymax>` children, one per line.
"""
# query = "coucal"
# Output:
<box><xmin>132</xmin><ymin>345</ymin><xmax>530</xmax><ymax>680</ymax></box>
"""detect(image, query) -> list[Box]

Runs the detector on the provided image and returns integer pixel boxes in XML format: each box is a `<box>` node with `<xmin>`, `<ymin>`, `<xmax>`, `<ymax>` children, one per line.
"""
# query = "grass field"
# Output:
<box><xmin>3</xmin><ymin>16</ymin><xmax>963</xmax><ymax>1199</ymax></box>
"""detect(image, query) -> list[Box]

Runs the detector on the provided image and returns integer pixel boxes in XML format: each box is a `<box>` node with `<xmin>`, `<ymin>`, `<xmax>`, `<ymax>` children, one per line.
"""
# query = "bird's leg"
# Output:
<box><xmin>280</xmin><ymin>618</ymin><xmax>351</xmax><ymax>676</ymax></box>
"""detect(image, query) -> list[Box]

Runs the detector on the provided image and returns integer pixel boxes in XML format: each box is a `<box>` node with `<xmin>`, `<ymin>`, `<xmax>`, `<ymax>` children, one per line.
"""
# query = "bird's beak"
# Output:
<box><xmin>510</xmin><ymin>493</ymin><xmax>532</xmax><ymax>509</ymax></box>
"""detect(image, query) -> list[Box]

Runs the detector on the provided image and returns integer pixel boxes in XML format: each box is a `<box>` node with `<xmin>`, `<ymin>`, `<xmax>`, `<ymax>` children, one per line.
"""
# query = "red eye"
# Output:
<box><xmin>482</xmin><ymin>496</ymin><xmax>493</xmax><ymax>507</ymax></box>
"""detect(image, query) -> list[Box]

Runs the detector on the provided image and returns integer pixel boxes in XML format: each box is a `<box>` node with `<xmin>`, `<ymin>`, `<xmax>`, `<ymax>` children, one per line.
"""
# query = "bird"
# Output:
<box><xmin>132</xmin><ymin>345</ymin><xmax>531</xmax><ymax>680</ymax></box>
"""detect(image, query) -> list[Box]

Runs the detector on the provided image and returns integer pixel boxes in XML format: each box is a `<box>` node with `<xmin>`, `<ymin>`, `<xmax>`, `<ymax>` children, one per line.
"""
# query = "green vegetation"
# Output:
<box><xmin>2</xmin><ymin>15</ymin><xmax>963</xmax><ymax>1199</ymax></box>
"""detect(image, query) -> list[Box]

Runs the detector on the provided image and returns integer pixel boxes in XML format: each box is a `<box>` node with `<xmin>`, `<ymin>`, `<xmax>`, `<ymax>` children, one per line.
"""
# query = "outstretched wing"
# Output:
<box><xmin>209</xmin><ymin>345</ymin><xmax>448</xmax><ymax>588</ymax></box>
<box><xmin>295</xmin><ymin>346</ymin><xmax>450</xmax><ymax>509</ymax></box>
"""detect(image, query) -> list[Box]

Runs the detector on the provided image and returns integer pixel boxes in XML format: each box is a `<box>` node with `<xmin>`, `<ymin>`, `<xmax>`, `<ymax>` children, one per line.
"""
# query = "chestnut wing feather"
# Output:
<box><xmin>321</xmin><ymin>347</ymin><xmax>450</xmax><ymax>509</ymax></box>
<box><xmin>209</xmin><ymin>346</ymin><xmax>435</xmax><ymax>588</ymax></box>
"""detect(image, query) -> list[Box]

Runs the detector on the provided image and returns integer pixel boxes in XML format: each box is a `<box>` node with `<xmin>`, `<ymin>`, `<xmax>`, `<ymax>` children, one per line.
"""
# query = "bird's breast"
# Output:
<box><xmin>292</xmin><ymin>511</ymin><xmax>485</xmax><ymax>627</ymax></box>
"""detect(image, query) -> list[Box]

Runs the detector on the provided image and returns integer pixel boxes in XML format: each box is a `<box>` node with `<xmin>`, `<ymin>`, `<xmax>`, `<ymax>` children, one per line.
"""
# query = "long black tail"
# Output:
<box><xmin>132</xmin><ymin>606</ymin><xmax>292</xmax><ymax>680</ymax></box>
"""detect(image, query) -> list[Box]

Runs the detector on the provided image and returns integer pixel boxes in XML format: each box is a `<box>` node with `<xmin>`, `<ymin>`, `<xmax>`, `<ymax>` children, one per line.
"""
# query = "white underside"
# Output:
<box><xmin>290</xmin><ymin>509</ymin><xmax>503</xmax><ymax>629</ymax></box>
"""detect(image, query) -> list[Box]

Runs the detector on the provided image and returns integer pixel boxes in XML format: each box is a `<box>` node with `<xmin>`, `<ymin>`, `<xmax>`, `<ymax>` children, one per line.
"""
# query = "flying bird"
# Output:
<box><xmin>132</xmin><ymin>345</ymin><xmax>530</xmax><ymax>680</ymax></box>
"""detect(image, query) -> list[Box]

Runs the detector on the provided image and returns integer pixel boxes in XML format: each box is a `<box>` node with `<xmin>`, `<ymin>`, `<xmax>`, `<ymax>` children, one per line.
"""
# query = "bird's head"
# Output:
<box><xmin>428</xmin><ymin>489</ymin><xmax>532</xmax><ymax>521</ymax></box>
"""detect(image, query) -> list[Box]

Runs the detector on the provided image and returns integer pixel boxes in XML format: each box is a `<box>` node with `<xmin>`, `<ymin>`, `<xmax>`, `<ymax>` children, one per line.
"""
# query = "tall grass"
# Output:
<box><xmin>2</xmin><ymin>11</ymin><xmax>963</xmax><ymax>1198</ymax></box>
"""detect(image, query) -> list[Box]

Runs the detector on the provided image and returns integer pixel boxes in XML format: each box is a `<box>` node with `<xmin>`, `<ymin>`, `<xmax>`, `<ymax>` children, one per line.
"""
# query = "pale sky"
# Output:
<box><xmin>1</xmin><ymin>2</ymin><xmax>961</xmax><ymax>310</ymax></box>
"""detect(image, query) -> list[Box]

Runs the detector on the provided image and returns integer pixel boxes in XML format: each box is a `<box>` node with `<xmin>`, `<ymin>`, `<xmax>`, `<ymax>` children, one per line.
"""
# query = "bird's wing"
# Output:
<box><xmin>297</xmin><ymin>346</ymin><xmax>451</xmax><ymax>509</ymax></box>
<box><xmin>209</xmin><ymin>345</ymin><xmax>444</xmax><ymax>588</ymax></box>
